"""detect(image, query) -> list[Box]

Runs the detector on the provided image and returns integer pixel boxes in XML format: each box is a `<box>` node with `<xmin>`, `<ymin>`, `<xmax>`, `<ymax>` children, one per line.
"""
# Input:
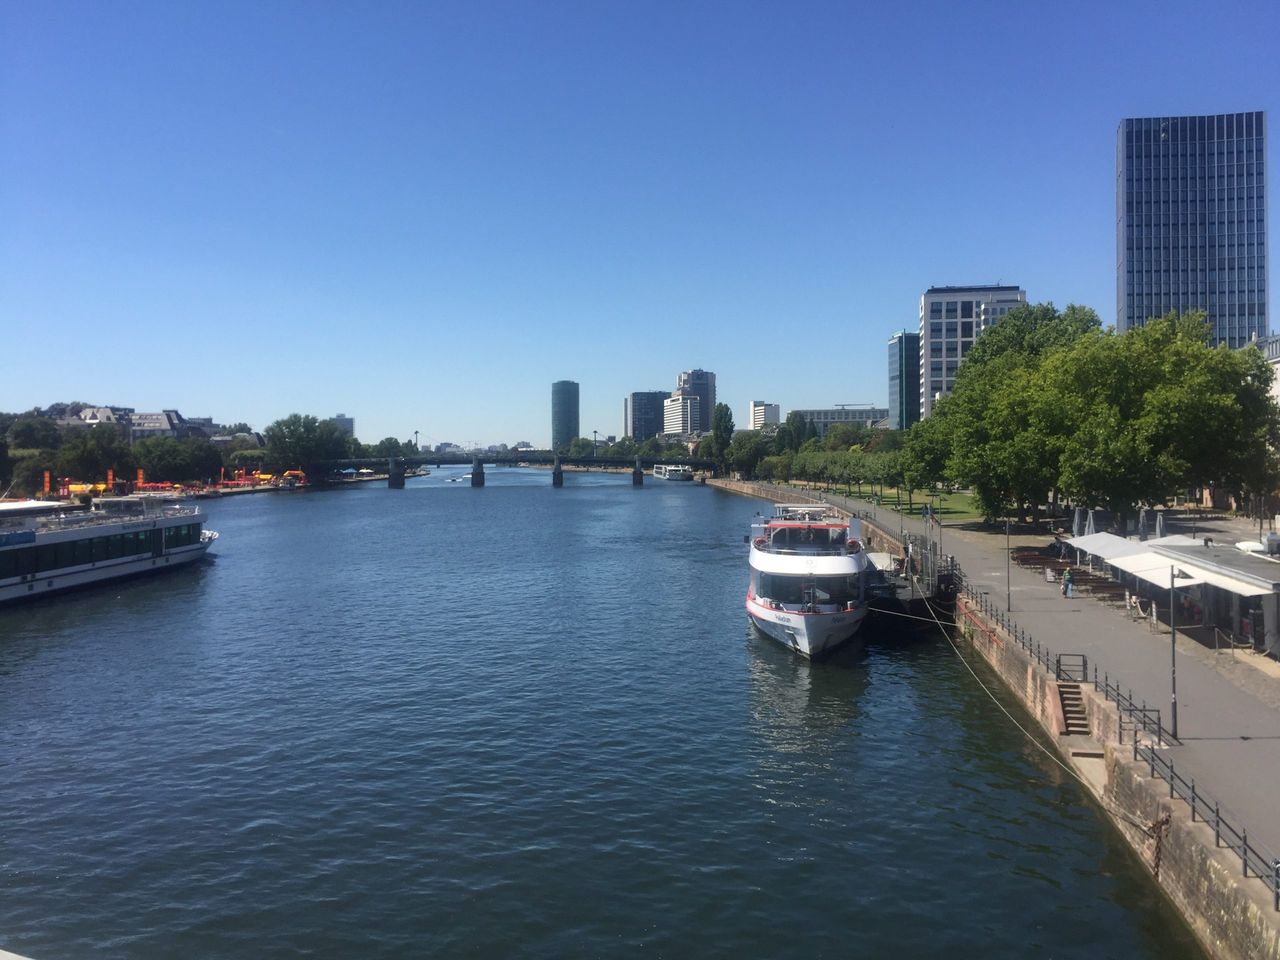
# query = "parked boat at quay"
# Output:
<box><xmin>653</xmin><ymin>464</ymin><xmax>694</xmax><ymax>481</ymax></box>
<box><xmin>746</xmin><ymin>503</ymin><xmax>869</xmax><ymax>657</ymax></box>
<box><xmin>0</xmin><ymin>497</ymin><xmax>218</xmax><ymax>604</ymax></box>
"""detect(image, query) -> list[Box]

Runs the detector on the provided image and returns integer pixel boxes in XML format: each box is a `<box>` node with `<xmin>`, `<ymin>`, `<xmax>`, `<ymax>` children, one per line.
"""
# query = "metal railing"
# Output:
<box><xmin>1134</xmin><ymin>739</ymin><xmax>1280</xmax><ymax>910</ymax></box>
<box><xmin>950</xmin><ymin>556</ymin><xmax>1280</xmax><ymax>910</ymax></box>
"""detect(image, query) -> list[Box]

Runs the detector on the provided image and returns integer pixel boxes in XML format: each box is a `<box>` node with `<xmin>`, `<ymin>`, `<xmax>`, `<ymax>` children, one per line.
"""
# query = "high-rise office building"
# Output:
<box><xmin>624</xmin><ymin>391</ymin><xmax>670</xmax><ymax>441</ymax></box>
<box><xmin>332</xmin><ymin>413</ymin><xmax>354</xmax><ymax>437</ymax></box>
<box><xmin>918</xmin><ymin>285</ymin><xmax>1026</xmax><ymax>418</ymax></box>
<box><xmin>676</xmin><ymin>369</ymin><xmax>716</xmax><ymax>434</ymax></box>
<box><xmin>663</xmin><ymin>391</ymin><xmax>700</xmax><ymax>436</ymax></box>
<box><xmin>749</xmin><ymin>401</ymin><xmax>780</xmax><ymax>430</ymax></box>
<box><xmin>1117</xmin><ymin>112</ymin><xmax>1267</xmax><ymax>346</ymax></box>
<box><xmin>551</xmin><ymin>380</ymin><xmax>579</xmax><ymax>451</ymax></box>
<box><xmin>887</xmin><ymin>331</ymin><xmax>921</xmax><ymax>430</ymax></box>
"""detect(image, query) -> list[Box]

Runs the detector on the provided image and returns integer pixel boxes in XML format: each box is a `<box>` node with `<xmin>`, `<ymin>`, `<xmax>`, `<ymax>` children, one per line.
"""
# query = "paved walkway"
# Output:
<box><xmin>743</xmin><ymin>483</ymin><xmax>1280</xmax><ymax>865</ymax></box>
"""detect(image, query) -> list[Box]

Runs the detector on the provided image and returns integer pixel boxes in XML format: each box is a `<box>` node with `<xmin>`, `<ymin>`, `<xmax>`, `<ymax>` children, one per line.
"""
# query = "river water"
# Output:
<box><xmin>0</xmin><ymin>469</ymin><xmax>1204</xmax><ymax>958</ymax></box>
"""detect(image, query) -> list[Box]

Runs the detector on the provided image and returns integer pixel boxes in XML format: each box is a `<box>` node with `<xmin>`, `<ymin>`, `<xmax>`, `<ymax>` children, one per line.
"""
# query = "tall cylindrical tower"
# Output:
<box><xmin>551</xmin><ymin>380</ymin><xmax>579</xmax><ymax>452</ymax></box>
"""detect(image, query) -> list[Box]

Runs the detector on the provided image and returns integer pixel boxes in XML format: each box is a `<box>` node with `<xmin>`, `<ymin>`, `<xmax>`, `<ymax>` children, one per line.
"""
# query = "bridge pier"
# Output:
<box><xmin>388</xmin><ymin>457</ymin><xmax>405</xmax><ymax>489</ymax></box>
<box><xmin>471</xmin><ymin>455</ymin><xmax>485</xmax><ymax>487</ymax></box>
<box><xmin>552</xmin><ymin>456</ymin><xmax>563</xmax><ymax>487</ymax></box>
<box><xmin>632</xmin><ymin>457</ymin><xmax>643</xmax><ymax>486</ymax></box>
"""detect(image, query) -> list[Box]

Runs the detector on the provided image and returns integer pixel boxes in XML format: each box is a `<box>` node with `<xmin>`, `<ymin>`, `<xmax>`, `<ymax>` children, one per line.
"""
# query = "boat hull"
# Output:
<box><xmin>0</xmin><ymin>543</ymin><xmax>212</xmax><ymax>605</ymax></box>
<box><xmin>745</xmin><ymin>592</ymin><xmax>867</xmax><ymax>658</ymax></box>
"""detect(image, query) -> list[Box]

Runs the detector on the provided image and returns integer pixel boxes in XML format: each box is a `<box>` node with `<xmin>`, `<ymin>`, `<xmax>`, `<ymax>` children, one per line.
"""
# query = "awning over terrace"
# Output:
<box><xmin>1106</xmin><ymin>552</ymin><xmax>1206</xmax><ymax>589</ymax></box>
<box><xmin>1064</xmin><ymin>532</ymin><xmax>1143</xmax><ymax>560</ymax></box>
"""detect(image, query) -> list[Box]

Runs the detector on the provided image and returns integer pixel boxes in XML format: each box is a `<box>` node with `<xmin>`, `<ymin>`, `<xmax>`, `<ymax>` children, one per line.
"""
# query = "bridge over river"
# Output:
<box><xmin>311</xmin><ymin>452</ymin><xmax>719</xmax><ymax>488</ymax></box>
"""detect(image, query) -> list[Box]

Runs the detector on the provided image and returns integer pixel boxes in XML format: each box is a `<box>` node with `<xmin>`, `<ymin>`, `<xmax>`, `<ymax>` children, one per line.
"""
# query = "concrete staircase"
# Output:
<box><xmin>1057</xmin><ymin>683</ymin><xmax>1089</xmax><ymax>736</ymax></box>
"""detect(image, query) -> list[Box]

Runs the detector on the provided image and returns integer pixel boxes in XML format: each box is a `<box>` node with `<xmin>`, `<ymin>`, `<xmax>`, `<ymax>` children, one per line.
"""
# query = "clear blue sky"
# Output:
<box><xmin>2</xmin><ymin>0</ymin><xmax>1276</xmax><ymax>448</ymax></box>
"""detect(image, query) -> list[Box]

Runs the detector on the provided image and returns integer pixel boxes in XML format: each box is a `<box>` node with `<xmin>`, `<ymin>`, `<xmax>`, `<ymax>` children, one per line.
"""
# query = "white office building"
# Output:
<box><xmin>749</xmin><ymin>401</ymin><xmax>780</xmax><ymax>430</ymax></box>
<box><xmin>919</xmin><ymin>284</ymin><xmax>1026</xmax><ymax>418</ymax></box>
<box><xmin>663</xmin><ymin>392</ymin><xmax>701</xmax><ymax>436</ymax></box>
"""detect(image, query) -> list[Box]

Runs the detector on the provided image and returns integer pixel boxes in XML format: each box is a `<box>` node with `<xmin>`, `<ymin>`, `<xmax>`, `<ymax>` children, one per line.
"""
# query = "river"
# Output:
<box><xmin>0</xmin><ymin>468</ymin><xmax>1203</xmax><ymax>958</ymax></box>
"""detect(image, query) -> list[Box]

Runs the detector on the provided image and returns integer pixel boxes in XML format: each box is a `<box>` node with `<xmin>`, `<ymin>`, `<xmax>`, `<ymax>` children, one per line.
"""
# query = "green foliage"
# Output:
<box><xmin>727</xmin><ymin>430</ymin><xmax>771</xmax><ymax>478</ymax></box>
<box><xmin>263</xmin><ymin>414</ymin><xmax>352</xmax><ymax>471</ymax></box>
<box><xmin>56</xmin><ymin>425</ymin><xmax>135</xmax><ymax>482</ymax></box>
<box><xmin>8</xmin><ymin>417</ymin><xmax>60</xmax><ymax>449</ymax></box>
<box><xmin>822</xmin><ymin>423</ymin><xmax>871</xmax><ymax>451</ymax></box>
<box><xmin>134</xmin><ymin>437</ymin><xmax>225</xmax><ymax>483</ymax></box>
<box><xmin>756</xmin><ymin>453</ymin><xmax>793</xmax><ymax>481</ymax></box>
<box><xmin>913</xmin><ymin>304</ymin><xmax>1280</xmax><ymax>525</ymax></box>
<box><xmin>0</xmin><ymin>438</ymin><xmax>9</xmax><ymax>487</ymax></box>
<box><xmin>709</xmin><ymin>403</ymin><xmax>734</xmax><ymax>472</ymax></box>
<box><xmin>11</xmin><ymin>453</ymin><xmax>57</xmax><ymax>495</ymax></box>
<box><xmin>933</xmin><ymin>302</ymin><xmax>1102</xmax><ymax>519</ymax></box>
<box><xmin>223</xmin><ymin>422</ymin><xmax>254</xmax><ymax>435</ymax></box>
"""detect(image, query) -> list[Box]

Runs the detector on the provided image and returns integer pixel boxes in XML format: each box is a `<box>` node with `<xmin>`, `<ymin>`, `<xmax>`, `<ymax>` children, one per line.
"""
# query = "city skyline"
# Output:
<box><xmin>2</xmin><ymin>1</ymin><xmax>1276</xmax><ymax>446</ymax></box>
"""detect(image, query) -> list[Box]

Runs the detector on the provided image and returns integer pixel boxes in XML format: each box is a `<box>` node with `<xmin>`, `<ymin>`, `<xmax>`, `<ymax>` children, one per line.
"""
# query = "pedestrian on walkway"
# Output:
<box><xmin>1062</xmin><ymin>568</ymin><xmax>1074</xmax><ymax>599</ymax></box>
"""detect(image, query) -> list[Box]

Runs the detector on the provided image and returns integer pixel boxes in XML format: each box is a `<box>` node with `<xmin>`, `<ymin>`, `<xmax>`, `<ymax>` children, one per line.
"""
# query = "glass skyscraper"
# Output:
<box><xmin>551</xmin><ymin>380</ymin><xmax>579</xmax><ymax>452</ymax></box>
<box><xmin>887</xmin><ymin>330</ymin><xmax>920</xmax><ymax>430</ymax></box>
<box><xmin>1116</xmin><ymin>112</ymin><xmax>1268</xmax><ymax>346</ymax></box>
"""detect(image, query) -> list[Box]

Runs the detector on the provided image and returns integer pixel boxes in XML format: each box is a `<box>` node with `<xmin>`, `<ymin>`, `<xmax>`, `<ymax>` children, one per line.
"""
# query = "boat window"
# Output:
<box><xmin>813</xmin><ymin>574</ymin><xmax>861</xmax><ymax>603</ymax></box>
<box><xmin>758</xmin><ymin>574</ymin><xmax>805</xmax><ymax>604</ymax></box>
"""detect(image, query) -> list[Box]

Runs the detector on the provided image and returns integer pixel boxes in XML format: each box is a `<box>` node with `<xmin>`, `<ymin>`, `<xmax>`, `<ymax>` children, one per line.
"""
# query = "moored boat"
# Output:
<box><xmin>746</xmin><ymin>504</ymin><xmax>869</xmax><ymax>657</ymax></box>
<box><xmin>654</xmin><ymin>464</ymin><xmax>694</xmax><ymax>481</ymax></box>
<box><xmin>0</xmin><ymin>497</ymin><xmax>218</xmax><ymax>604</ymax></box>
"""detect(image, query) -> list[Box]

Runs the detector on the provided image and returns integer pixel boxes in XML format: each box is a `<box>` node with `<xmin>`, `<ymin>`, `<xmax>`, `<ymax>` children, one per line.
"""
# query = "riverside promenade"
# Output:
<box><xmin>734</xmin><ymin>481</ymin><xmax>1280</xmax><ymax>873</ymax></box>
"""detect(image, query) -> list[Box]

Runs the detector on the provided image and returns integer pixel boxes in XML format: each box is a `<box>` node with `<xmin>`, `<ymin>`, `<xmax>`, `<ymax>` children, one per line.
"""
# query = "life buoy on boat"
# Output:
<box><xmin>847</xmin><ymin>539</ymin><xmax>862</xmax><ymax>554</ymax></box>
<box><xmin>753</xmin><ymin>536</ymin><xmax>767</xmax><ymax>549</ymax></box>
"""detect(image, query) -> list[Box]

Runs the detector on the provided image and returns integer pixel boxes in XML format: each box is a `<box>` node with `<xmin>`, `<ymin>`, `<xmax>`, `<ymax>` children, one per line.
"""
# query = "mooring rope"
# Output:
<box><xmin>871</xmin><ymin>587</ymin><xmax>1159</xmax><ymax>839</ymax></box>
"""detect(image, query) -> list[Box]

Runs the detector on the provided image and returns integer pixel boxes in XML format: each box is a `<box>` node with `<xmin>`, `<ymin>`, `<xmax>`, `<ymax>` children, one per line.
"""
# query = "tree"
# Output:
<box><xmin>263</xmin><ymin>414</ymin><xmax>352</xmax><ymax>472</ymax></box>
<box><xmin>7</xmin><ymin>417</ymin><xmax>59</xmax><ymax>450</ymax></box>
<box><xmin>727</xmin><ymin>430</ymin><xmax>770</xmax><ymax>478</ymax></box>
<box><xmin>56</xmin><ymin>425</ymin><xmax>135</xmax><ymax>482</ymax></box>
<box><xmin>135</xmin><ymin>437</ymin><xmax>193</xmax><ymax>483</ymax></box>
<box><xmin>709</xmin><ymin>403</ymin><xmax>734</xmax><ymax>473</ymax></box>
<box><xmin>824</xmin><ymin>423</ymin><xmax>869</xmax><ymax>451</ymax></box>
<box><xmin>373</xmin><ymin>436</ymin><xmax>406</xmax><ymax>458</ymax></box>
<box><xmin>928</xmin><ymin>302</ymin><xmax>1102</xmax><ymax>521</ymax></box>
<box><xmin>0</xmin><ymin>438</ymin><xmax>10</xmax><ymax>487</ymax></box>
<box><xmin>1050</xmin><ymin>312</ymin><xmax>1280</xmax><ymax>529</ymax></box>
<box><xmin>901</xmin><ymin>405</ymin><xmax>953</xmax><ymax>501</ymax></box>
<box><xmin>186</xmin><ymin>438</ymin><xmax>225</xmax><ymax>482</ymax></box>
<box><xmin>223</xmin><ymin>422</ymin><xmax>254</xmax><ymax>435</ymax></box>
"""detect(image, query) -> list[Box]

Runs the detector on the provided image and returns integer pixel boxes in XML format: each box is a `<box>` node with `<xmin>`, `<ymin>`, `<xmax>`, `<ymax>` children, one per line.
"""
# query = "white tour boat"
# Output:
<box><xmin>653</xmin><ymin>464</ymin><xmax>694</xmax><ymax>481</ymax></box>
<box><xmin>0</xmin><ymin>497</ymin><xmax>218</xmax><ymax>604</ymax></box>
<box><xmin>746</xmin><ymin>503</ymin><xmax>869</xmax><ymax>657</ymax></box>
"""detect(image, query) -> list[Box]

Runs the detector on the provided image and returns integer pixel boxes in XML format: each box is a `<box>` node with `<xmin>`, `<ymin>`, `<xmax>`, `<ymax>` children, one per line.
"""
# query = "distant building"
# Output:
<box><xmin>788</xmin><ymin>405</ymin><xmax>888</xmax><ymax>439</ymax></box>
<box><xmin>129</xmin><ymin>410</ymin><xmax>201</xmax><ymax>441</ymax></box>
<box><xmin>1117</xmin><ymin>112</ymin><xmax>1267</xmax><ymax>346</ymax></box>
<box><xmin>749</xmin><ymin>401</ymin><xmax>780</xmax><ymax>430</ymax></box>
<box><xmin>887</xmin><ymin>331</ymin><xmax>921</xmax><ymax>430</ymax></box>
<box><xmin>919</xmin><ymin>284</ymin><xmax>1026</xmax><ymax>418</ymax></box>
<box><xmin>676</xmin><ymin>369</ymin><xmax>716</xmax><ymax>434</ymax></box>
<box><xmin>551</xmin><ymin>380</ymin><xmax>580</xmax><ymax>451</ymax></box>
<box><xmin>625</xmin><ymin>391</ymin><xmax>670</xmax><ymax>441</ymax></box>
<box><xmin>332</xmin><ymin>413</ymin><xmax>355</xmax><ymax>437</ymax></box>
<box><xmin>663</xmin><ymin>391</ymin><xmax>701</xmax><ymax>436</ymax></box>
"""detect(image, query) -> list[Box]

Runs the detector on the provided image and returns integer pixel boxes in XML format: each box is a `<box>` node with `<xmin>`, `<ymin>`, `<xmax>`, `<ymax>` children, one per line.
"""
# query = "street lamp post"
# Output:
<box><xmin>592</xmin><ymin>430</ymin><xmax>598</xmax><ymax>457</ymax></box>
<box><xmin>1006</xmin><ymin>517</ymin><xmax>1012</xmax><ymax>612</ymax></box>
<box><xmin>1170</xmin><ymin>566</ymin><xmax>1181</xmax><ymax>740</ymax></box>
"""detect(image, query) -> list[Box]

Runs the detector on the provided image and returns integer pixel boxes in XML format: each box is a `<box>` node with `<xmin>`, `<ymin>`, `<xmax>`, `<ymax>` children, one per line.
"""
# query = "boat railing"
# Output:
<box><xmin>20</xmin><ymin>503</ymin><xmax>202</xmax><ymax>532</ymax></box>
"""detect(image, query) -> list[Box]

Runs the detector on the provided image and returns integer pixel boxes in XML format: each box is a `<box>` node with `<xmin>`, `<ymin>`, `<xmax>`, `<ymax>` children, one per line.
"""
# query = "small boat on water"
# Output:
<box><xmin>653</xmin><ymin>464</ymin><xmax>694</xmax><ymax>481</ymax></box>
<box><xmin>745</xmin><ymin>503</ymin><xmax>869</xmax><ymax>658</ymax></box>
<box><xmin>0</xmin><ymin>496</ymin><xmax>218</xmax><ymax>604</ymax></box>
